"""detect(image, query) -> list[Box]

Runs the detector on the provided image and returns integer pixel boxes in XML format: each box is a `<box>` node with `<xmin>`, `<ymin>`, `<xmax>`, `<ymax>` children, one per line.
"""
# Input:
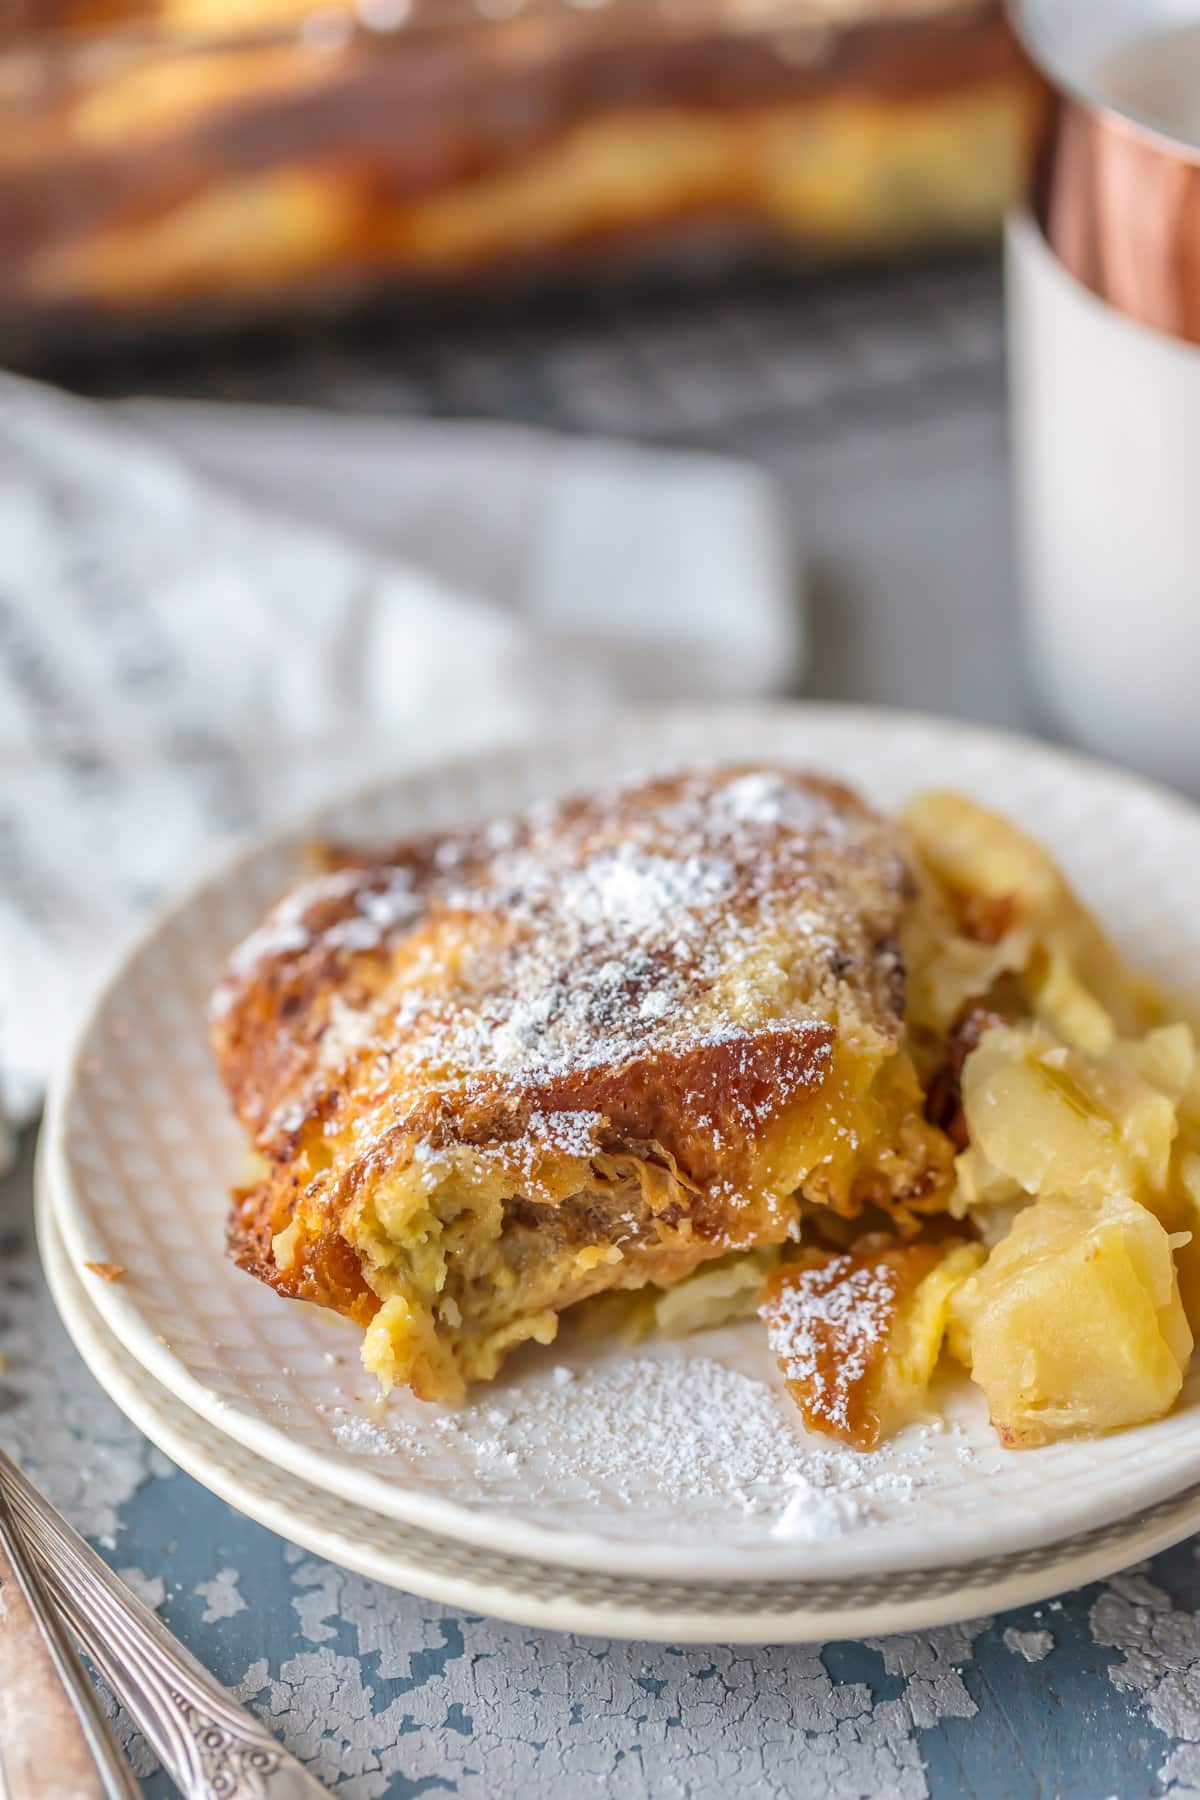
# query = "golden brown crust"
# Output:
<box><xmin>227</xmin><ymin>1179</ymin><xmax>377</xmax><ymax>1324</ymax></box>
<box><xmin>215</xmin><ymin>769</ymin><xmax>907</xmax><ymax>1138</ymax></box>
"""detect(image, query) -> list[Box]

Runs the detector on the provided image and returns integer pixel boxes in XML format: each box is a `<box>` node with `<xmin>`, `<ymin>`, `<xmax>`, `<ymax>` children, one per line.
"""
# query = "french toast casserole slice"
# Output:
<box><xmin>211</xmin><ymin>766</ymin><xmax>955</xmax><ymax>1401</ymax></box>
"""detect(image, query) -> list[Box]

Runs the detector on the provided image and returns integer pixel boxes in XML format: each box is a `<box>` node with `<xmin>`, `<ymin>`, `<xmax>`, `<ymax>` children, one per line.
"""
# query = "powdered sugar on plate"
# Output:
<box><xmin>316</xmin><ymin>1347</ymin><xmax>972</xmax><ymax>1543</ymax></box>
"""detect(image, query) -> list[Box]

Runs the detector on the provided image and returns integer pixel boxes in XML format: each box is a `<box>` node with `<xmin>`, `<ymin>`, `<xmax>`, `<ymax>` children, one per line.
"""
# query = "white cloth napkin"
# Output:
<box><xmin>0</xmin><ymin>373</ymin><xmax>803</xmax><ymax>1154</ymax></box>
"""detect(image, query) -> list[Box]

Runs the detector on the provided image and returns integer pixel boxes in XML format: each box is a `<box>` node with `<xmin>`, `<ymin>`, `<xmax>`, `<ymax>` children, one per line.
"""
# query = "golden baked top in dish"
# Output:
<box><xmin>211</xmin><ymin>764</ymin><xmax>1200</xmax><ymax>1454</ymax></box>
<box><xmin>6</xmin><ymin>2</ymin><xmax>1038</xmax><ymax>324</ymax></box>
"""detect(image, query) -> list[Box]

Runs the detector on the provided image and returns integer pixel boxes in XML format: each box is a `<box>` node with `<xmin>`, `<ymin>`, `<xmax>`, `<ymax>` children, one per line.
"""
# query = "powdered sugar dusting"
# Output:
<box><xmin>719</xmin><ymin>769</ymin><xmax>823</xmax><ymax>828</ymax></box>
<box><xmin>317</xmin><ymin>1351</ymin><xmax>963</xmax><ymax>1542</ymax></box>
<box><xmin>415</xmin><ymin>779</ymin><xmax>837</xmax><ymax>1089</ymax></box>
<box><xmin>556</xmin><ymin>845</ymin><xmax>735</xmax><ymax>938</ymax></box>
<box><xmin>211</xmin><ymin>865</ymin><xmax>420</xmax><ymax>1021</ymax></box>
<box><xmin>218</xmin><ymin>766</ymin><xmax>911</xmax><ymax>1170</ymax></box>
<box><xmin>322</xmin><ymin>1412</ymin><xmax>400</xmax><ymax>1456</ymax></box>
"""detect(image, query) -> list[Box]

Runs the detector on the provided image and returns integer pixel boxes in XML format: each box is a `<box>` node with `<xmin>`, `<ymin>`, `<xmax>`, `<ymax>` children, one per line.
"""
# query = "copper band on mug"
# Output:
<box><xmin>1011</xmin><ymin>2</ymin><xmax>1200</xmax><ymax>347</ymax></box>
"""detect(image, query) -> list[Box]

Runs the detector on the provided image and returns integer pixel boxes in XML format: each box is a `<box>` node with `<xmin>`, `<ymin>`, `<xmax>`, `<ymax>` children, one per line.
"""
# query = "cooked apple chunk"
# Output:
<box><xmin>960</xmin><ymin>1025</ymin><xmax>1178</xmax><ymax>1203</ymax></box>
<box><xmin>950</xmin><ymin>1193</ymin><xmax>1193</xmax><ymax>1447</ymax></box>
<box><xmin>759</xmin><ymin>1237</ymin><xmax>983</xmax><ymax>1450</ymax></box>
<box><xmin>903</xmin><ymin>789</ymin><xmax>1167</xmax><ymax>1040</ymax></box>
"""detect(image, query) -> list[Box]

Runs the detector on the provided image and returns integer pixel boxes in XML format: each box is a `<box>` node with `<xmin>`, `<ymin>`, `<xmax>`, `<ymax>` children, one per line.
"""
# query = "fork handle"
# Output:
<box><xmin>0</xmin><ymin>1451</ymin><xmax>328</xmax><ymax>1800</ymax></box>
<box><xmin>0</xmin><ymin>1485</ymin><xmax>139</xmax><ymax>1800</ymax></box>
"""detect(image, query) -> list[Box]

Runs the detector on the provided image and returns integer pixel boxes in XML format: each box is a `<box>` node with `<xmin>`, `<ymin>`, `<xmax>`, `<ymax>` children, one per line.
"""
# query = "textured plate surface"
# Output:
<box><xmin>44</xmin><ymin>704</ymin><xmax>1200</xmax><ymax>1582</ymax></box>
<box><xmin>37</xmin><ymin>1171</ymin><xmax>1200</xmax><ymax>1644</ymax></box>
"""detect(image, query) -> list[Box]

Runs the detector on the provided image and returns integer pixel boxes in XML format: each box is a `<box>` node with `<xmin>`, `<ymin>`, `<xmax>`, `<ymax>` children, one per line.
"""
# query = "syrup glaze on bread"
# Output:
<box><xmin>211</xmin><ymin>766</ymin><xmax>954</xmax><ymax>1399</ymax></box>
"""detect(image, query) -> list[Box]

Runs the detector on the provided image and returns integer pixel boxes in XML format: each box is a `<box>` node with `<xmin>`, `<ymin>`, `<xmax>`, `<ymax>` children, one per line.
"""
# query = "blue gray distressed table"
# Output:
<box><xmin>15</xmin><ymin>255</ymin><xmax>1199</xmax><ymax>1797</ymax></box>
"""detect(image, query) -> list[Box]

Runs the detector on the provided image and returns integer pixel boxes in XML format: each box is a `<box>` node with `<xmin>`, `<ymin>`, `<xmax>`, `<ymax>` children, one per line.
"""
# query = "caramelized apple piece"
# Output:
<box><xmin>759</xmin><ymin>1237</ymin><xmax>983</xmax><ymax>1450</ymax></box>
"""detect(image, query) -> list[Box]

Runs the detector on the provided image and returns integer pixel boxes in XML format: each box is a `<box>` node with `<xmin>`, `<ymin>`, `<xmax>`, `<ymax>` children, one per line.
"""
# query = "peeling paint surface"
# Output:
<box><xmin>197</xmin><ymin>1566</ymin><xmax>249</xmax><ymax>1623</ymax></box>
<box><xmin>6</xmin><ymin>1129</ymin><xmax>1200</xmax><ymax>1799</ymax></box>
<box><xmin>1002</xmin><ymin>1628</ymin><xmax>1055</xmax><ymax>1665</ymax></box>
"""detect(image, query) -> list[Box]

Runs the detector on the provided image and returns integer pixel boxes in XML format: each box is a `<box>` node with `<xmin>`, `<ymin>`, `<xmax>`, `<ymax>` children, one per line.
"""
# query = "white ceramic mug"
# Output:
<box><xmin>1008</xmin><ymin>2</ymin><xmax>1200</xmax><ymax>793</ymax></box>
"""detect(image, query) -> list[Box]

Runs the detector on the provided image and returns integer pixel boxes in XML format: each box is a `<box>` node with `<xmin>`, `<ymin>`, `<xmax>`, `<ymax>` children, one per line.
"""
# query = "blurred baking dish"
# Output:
<box><xmin>0</xmin><ymin>0</ymin><xmax>1042</xmax><ymax>342</ymax></box>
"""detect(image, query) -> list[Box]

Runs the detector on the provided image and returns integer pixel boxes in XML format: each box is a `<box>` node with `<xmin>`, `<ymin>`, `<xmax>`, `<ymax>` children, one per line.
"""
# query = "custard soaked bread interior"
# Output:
<box><xmin>211</xmin><ymin>766</ymin><xmax>1200</xmax><ymax>1451</ymax></box>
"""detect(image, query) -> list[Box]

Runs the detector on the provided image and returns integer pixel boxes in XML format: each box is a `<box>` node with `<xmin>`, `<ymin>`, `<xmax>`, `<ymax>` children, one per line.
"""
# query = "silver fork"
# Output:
<box><xmin>0</xmin><ymin>1449</ymin><xmax>329</xmax><ymax>1800</ymax></box>
<box><xmin>0</xmin><ymin>1475</ymin><xmax>140</xmax><ymax>1800</ymax></box>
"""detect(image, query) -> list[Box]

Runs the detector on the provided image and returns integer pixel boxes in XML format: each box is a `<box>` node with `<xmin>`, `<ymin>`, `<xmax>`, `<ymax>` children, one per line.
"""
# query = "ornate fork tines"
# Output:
<box><xmin>0</xmin><ymin>1449</ymin><xmax>329</xmax><ymax>1800</ymax></box>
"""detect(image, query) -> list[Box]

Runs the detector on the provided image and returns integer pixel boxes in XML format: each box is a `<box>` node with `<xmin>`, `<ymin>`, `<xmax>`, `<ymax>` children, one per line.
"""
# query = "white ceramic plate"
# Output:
<box><xmin>44</xmin><ymin>704</ymin><xmax>1200</xmax><ymax>1583</ymax></box>
<box><xmin>37</xmin><ymin>1171</ymin><xmax>1200</xmax><ymax>1643</ymax></box>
